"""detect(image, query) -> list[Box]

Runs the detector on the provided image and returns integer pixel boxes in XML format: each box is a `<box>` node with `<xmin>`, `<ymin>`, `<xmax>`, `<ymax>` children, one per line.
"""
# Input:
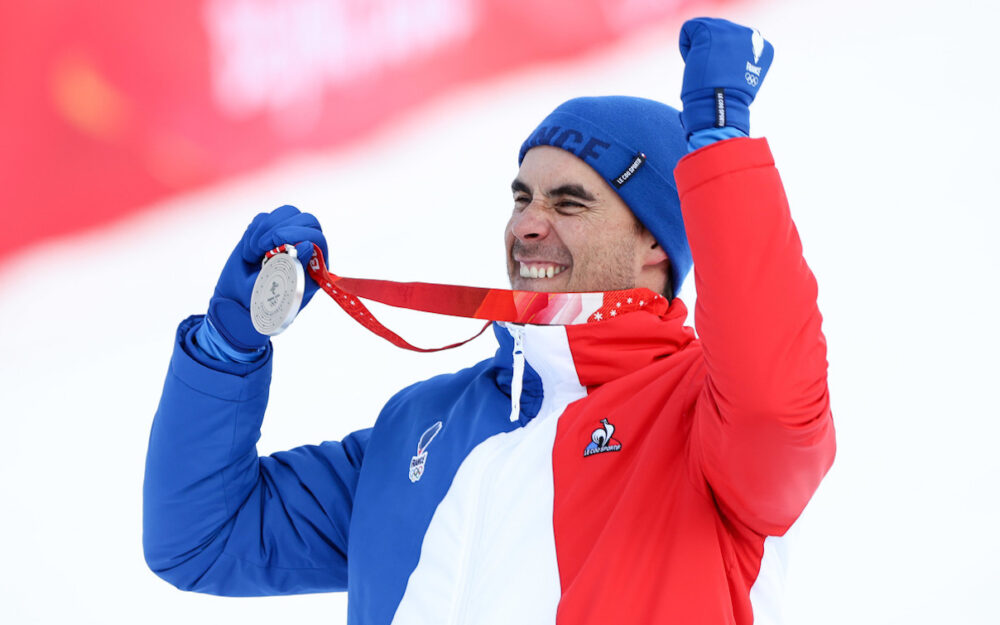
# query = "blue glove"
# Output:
<box><xmin>679</xmin><ymin>17</ymin><xmax>774</xmax><ymax>137</ymax></box>
<box><xmin>207</xmin><ymin>205</ymin><xmax>328</xmax><ymax>351</ymax></box>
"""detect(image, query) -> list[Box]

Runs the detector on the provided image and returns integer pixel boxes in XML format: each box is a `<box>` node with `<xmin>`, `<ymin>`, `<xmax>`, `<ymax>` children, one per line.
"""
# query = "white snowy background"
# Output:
<box><xmin>2</xmin><ymin>0</ymin><xmax>998</xmax><ymax>623</ymax></box>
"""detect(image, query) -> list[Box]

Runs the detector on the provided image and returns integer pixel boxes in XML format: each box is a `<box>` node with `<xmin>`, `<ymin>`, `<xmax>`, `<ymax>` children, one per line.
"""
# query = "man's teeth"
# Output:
<box><xmin>519</xmin><ymin>263</ymin><xmax>566</xmax><ymax>279</ymax></box>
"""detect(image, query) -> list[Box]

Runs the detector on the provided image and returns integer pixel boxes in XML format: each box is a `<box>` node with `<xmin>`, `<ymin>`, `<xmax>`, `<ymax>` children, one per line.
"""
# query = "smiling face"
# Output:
<box><xmin>505</xmin><ymin>146</ymin><xmax>668</xmax><ymax>294</ymax></box>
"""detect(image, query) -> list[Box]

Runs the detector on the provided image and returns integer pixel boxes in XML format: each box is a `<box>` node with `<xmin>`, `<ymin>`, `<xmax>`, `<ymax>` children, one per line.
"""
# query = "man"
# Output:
<box><xmin>144</xmin><ymin>18</ymin><xmax>835</xmax><ymax>625</ymax></box>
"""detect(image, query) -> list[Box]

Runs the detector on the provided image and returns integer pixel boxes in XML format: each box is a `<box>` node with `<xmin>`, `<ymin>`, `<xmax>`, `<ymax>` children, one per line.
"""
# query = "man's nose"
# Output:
<box><xmin>510</xmin><ymin>202</ymin><xmax>551</xmax><ymax>241</ymax></box>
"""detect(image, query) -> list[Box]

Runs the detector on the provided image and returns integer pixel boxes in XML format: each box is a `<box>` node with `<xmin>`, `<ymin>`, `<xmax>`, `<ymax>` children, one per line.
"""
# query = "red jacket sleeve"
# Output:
<box><xmin>674</xmin><ymin>137</ymin><xmax>835</xmax><ymax>536</ymax></box>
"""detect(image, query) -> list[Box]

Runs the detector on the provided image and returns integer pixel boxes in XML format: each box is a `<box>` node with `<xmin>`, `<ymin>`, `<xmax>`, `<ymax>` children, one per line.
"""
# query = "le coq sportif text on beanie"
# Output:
<box><xmin>518</xmin><ymin>96</ymin><xmax>691</xmax><ymax>298</ymax></box>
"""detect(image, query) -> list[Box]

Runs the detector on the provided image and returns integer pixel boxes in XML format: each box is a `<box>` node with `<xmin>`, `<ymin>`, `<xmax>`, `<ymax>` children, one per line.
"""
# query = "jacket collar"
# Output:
<box><xmin>491</xmin><ymin>298</ymin><xmax>695</xmax><ymax>421</ymax></box>
<box><xmin>560</xmin><ymin>297</ymin><xmax>695</xmax><ymax>388</ymax></box>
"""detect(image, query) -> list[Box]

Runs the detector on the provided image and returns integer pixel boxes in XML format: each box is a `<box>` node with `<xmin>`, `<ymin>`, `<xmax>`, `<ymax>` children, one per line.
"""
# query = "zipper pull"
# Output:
<box><xmin>509</xmin><ymin>325</ymin><xmax>525</xmax><ymax>423</ymax></box>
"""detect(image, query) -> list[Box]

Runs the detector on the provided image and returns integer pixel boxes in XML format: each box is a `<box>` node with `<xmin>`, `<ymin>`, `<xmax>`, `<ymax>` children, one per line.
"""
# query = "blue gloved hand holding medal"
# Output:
<box><xmin>206</xmin><ymin>205</ymin><xmax>328</xmax><ymax>353</ymax></box>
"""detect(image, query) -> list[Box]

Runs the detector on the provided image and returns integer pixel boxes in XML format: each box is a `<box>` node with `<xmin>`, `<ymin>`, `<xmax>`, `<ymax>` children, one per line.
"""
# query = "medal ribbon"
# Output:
<box><xmin>264</xmin><ymin>244</ymin><xmax>669</xmax><ymax>352</ymax></box>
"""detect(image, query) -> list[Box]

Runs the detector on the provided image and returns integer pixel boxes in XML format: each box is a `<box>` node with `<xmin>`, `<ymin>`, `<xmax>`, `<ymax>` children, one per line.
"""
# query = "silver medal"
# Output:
<box><xmin>250</xmin><ymin>246</ymin><xmax>305</xmax><ymax>336</ymax></box>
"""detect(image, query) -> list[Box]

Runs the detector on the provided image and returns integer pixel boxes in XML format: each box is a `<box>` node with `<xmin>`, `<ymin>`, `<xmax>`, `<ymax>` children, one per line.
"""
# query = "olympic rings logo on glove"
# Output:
<box><xmin>744</xmin><ymin>72</ymin><xmax>759</xmax><ymax>87</ymax></box>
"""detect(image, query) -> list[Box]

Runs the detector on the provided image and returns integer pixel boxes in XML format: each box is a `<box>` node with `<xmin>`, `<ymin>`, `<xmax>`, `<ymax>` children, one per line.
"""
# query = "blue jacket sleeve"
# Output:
<box><xmin>143</xmin><ymin>315</ymin><xmax>371</xmax><ymax>596</ymax></box>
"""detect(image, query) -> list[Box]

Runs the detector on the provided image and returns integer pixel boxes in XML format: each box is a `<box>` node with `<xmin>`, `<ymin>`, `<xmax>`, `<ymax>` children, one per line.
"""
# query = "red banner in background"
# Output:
<box><xmin>0</xmin><ymin>0</ymin><xmax>722</xmax><ymax>258</ymax></box>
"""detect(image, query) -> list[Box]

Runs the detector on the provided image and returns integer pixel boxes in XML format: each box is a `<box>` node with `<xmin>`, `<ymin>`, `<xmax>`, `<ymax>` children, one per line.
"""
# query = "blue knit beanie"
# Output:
<box><xmin>518</xmin><ymin>96</ymin><xmax>691</xmax><ymax>298</ymax></box>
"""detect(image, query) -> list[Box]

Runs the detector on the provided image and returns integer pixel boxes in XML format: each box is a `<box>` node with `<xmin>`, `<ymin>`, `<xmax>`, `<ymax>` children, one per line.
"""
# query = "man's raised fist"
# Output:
<box><xmin>679</xmin><ymin>17</ymin><xmax>774</xmax><ymax>136</ymax></box>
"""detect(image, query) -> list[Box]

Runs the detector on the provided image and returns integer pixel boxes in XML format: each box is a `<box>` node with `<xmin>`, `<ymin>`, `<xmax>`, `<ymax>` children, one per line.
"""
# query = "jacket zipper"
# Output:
<box><xmin>509</xmin><ymin>325</ymin><xmax>525</xmax><ymax>422</ymax></box>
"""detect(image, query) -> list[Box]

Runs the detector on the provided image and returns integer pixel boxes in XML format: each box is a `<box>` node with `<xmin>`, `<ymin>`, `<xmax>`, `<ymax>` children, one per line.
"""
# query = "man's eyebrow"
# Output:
<box><xmin>511</xmin><ymin>179</ymin><xmax>531</xmax><ymax>195</ymax></box>
<box><xmin>511</xmin><ymin>179</ymin><xmax>596</xmax><ymax>202</ymax></box>
<box><xmin>547</xmin><ymin>184</ymin><xmax>596</xmax><ymax>202</ymax></box>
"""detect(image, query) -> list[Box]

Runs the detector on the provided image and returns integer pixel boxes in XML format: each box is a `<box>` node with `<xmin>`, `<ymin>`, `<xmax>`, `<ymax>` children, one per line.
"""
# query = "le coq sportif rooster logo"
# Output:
<box><xmin>584</xmin><ymin>418</ymin><xmax>622</xmax><ymax>457</ymax></box>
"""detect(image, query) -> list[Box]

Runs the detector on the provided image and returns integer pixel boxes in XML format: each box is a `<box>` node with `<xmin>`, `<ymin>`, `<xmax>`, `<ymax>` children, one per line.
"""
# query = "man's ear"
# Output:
<box><xmin>641</xmin><ymin>233</ymin><xmax>668</xmax><ymax>268</ymax></box>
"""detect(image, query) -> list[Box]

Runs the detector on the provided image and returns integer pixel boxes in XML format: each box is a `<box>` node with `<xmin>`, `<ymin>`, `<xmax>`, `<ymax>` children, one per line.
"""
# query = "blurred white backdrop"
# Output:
<box><xmin>2</xmin><ymin>0</ymin><xmax>998</xmax><ymax>623</ymax></box>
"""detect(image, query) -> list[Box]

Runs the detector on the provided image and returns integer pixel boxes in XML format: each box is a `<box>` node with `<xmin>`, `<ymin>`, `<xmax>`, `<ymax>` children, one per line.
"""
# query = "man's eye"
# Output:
<box><xmin>513</xmin><ymin>195</ymin><xmax>530</xmax><ymax>205</ymax></box>
<box><xmin>556</xmin><ymin>201</ymin><xmax>584</xmax><ymax>213</ymax></box>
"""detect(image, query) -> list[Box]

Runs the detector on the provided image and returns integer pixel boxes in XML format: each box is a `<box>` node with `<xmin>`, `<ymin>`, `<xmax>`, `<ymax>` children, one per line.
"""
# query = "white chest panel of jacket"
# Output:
<box><xmin>391</xmin><ymin>325</ymin><xmax>587</xmax><ymax>625</ymax></box>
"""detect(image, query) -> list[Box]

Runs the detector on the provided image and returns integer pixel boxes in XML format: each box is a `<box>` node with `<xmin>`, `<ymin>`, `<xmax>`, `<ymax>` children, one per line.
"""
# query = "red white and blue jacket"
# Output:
<box><xmin>143</xmin><ymin>137</ymin><xmax>835</xmax><ymax>625</ymax></box>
